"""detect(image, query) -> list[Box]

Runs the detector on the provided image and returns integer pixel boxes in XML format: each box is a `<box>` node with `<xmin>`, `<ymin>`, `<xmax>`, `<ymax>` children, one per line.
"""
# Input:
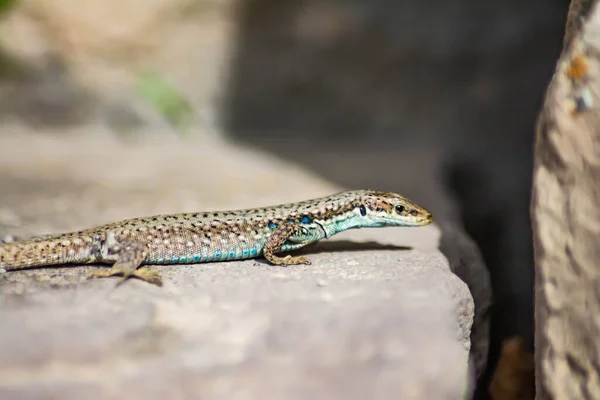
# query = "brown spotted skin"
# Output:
<box><xmin>0</xmin><ymin>233</ymin><xmax>102</xmax><ymax>269</ymax></box>
<box><xmin>0</xmin><ymin>190</ymin><xmax>433</xmax><ymax>285</ymax></box>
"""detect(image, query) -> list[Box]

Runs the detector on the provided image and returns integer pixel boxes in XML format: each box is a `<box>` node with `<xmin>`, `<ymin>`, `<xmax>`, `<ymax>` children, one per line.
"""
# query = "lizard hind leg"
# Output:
<box><xmin>89</xmin><ymin>236</ymin><xmax>162</xmax><ymax>286</ymax></box>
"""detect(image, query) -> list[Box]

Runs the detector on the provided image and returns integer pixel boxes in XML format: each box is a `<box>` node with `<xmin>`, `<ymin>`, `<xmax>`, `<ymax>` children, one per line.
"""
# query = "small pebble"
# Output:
<box><xmin>1</xmin><ymin>235</ymin><xmax>17</xmax><ymax>244</ymax></box>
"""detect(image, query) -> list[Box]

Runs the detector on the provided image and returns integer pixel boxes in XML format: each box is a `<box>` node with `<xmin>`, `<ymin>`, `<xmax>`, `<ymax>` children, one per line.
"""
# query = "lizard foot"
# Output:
<box><xmin>130</xmin><ymin>267</ymin><xmax>163</xmax><ymax>286</ymax></box>
<box><xmin>94</xmin><ymin>234</ymin><xmax>161</xmax><ymax>285</ymax></box>
<box><xmin>89</xmin><ymin>267</ymin><xmax>163</xmax><ymax>286</ymax></box>
<box><xmin>277</xmin><ymin>254</ymin><xmax>312</xmax><ymax>266</ymax></box>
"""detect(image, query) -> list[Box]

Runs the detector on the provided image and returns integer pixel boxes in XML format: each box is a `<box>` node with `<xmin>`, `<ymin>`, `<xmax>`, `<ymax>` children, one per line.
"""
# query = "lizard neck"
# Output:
<box><xmin>320</xmin><ymin>212</ymin><xmax>384</xmax><ymax>237</ymax></box>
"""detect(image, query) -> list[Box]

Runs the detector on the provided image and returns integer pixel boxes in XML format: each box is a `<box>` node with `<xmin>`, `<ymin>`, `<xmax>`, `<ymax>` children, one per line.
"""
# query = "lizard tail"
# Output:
<box><xmin>0</xmin><ymin>236</ymin><xmax>98</xmax><ymax>271</ymax></box>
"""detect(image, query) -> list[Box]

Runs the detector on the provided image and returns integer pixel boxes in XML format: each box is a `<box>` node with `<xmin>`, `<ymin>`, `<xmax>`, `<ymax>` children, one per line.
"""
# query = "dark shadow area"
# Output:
<box><xmin>287</xmin><ymin>240</ymin><xmax>411</xmax><ymax>256</ymax></box>
<box><xmin>222</xmin><ymin>0</ymin><xmax>570</xmax><ymax>397</ymax></box>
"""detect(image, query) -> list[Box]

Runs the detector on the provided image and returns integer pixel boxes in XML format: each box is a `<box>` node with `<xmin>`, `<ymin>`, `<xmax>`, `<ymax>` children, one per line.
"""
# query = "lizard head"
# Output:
<box><xmin>349</xmin><ymin>190</ymin><xmax>433</xmax><ymax>227</ymax></box>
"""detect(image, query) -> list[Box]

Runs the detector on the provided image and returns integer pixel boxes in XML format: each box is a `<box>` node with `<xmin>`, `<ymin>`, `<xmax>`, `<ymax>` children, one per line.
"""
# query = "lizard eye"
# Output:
<box><xmin>359</xmin><ymin>205</ymin><xmax>367</xmax><ymax>216</ymax></box>
<box><xmin>395</xmin><ymin>205</ymin><xmax>406</xmax><ymax>214</ymax></box>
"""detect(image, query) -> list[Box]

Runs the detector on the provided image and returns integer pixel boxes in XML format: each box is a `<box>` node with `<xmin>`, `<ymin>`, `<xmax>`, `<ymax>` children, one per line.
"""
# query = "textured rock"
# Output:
<box><xmin>0</xmin><ymin>132</ymin><xmax>476</xmax><ymax>399</ymax></box>
<box><xmin>532</xmin><ymin>1</ymin><xmax>600</xmax><ymax>398</ymax></box>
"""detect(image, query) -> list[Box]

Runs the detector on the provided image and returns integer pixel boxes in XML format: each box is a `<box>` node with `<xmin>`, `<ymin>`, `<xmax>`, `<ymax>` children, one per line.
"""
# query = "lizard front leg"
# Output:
<box><xmin>263</xmin><ymin>223</ymin><xmax>312</xmax><ymax>266</ymax></box>
<box><xmin>89</xmin><ymin>232</ymin><xmax>162</xmax><ymax>286</ymax></box>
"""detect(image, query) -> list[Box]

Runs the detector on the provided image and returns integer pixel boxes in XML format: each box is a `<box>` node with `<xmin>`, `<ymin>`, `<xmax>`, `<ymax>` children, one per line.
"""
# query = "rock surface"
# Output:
<box><xmin>0</xmin><ymin>132</ymin><xmax>476</xmax><ymax>399</ymax></box>
<box><xmin>532</xmin><ymin>0</ymin><xmax>600</xmax><ymax>398</ymax></box>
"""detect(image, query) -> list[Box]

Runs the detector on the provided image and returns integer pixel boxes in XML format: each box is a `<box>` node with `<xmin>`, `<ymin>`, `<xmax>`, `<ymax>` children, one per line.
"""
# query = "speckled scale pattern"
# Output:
<box><xmin>0</xmin><ymin>190</ymin><xmax>433</xmax><ymax>272</ymax></box>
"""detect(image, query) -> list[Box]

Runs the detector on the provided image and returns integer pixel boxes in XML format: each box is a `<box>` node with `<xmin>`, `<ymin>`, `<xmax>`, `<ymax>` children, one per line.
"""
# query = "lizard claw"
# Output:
<box><xmin>296</xmin><ymin>256</ymin><xmax>311</xmax><ymax>265</ymax></box>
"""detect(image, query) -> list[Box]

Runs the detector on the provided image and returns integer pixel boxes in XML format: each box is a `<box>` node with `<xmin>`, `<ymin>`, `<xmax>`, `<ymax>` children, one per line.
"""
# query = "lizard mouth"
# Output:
<box><xmin>416</xmin><ymin>212</ymin><xmax>433</xmax><ymax>225</ymax></box>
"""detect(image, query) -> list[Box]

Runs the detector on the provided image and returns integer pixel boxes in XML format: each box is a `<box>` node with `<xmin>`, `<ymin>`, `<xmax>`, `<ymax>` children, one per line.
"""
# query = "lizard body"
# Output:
<box><xmin>0</xmin><ymin>190</ymin><xmax>432</xmax><ymax>285</ymax></box>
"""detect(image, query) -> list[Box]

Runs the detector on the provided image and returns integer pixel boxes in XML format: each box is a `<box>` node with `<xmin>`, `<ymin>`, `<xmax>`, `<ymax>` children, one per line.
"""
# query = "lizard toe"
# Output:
<box><xmin>88</xmin><ymin>269</ymin><xmax>121</xmax><ymax>279</ymax></box>
<box><xmin>132</xmin><ymin>267</ymin><xmax>163</xmax><ymax>286</ymax></box>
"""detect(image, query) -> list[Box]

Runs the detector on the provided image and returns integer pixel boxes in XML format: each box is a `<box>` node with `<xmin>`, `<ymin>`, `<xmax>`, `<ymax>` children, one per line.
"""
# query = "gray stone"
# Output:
<box><xmin>0</xmin><ymin>133</ymin><xmax>477</xmax><ymax>399</ymax></box>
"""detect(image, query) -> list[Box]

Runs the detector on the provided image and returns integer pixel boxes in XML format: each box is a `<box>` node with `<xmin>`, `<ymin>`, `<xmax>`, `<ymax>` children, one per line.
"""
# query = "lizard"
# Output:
<box><xmin>0</xmin><ymin>190</ymin><xmax>433</xmax><ymax>286</ymax></box>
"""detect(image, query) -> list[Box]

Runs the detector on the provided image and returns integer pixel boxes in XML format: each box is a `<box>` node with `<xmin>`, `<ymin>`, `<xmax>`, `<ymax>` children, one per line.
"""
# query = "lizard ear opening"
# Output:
<box><xmin>359</xmin><ymin>205</ymin><xmax>367</xmax><ymax>216</ymax></box>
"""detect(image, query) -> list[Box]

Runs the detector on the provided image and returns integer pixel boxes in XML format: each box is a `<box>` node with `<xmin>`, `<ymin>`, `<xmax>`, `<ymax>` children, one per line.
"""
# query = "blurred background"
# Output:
<box><xmin>0</xmin><ymin>0</ymin><xmax>570</xmax><ymax>398</ymax></box>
